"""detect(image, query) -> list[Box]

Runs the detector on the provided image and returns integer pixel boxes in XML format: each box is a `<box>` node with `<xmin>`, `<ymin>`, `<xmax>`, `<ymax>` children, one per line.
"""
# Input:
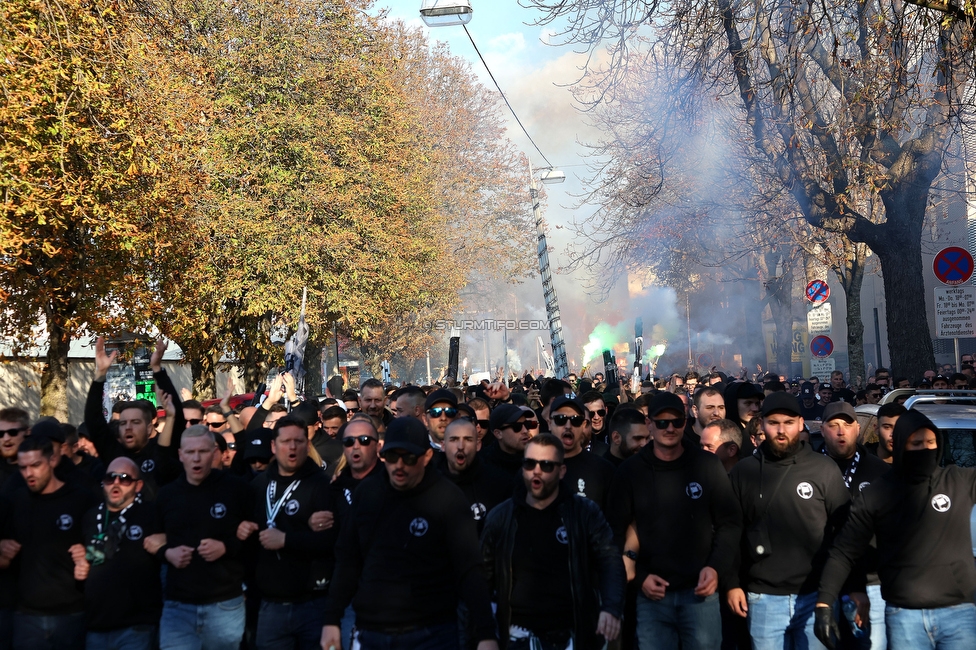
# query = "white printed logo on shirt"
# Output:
<box><xmin>858</xmin><ymin>481</ymin><xmax>871</xmax><ymax>492</ymax></box>
<box><xmin>577</xmin><ymin>478</ymin><xmax>587</xmax><ymax>497</ymax></box>
<box><xmin>470</xmin><ymin>502</ymin><xmax>487</xmax><ymax>521</ymax></box>
<box><xmin>409</xmin><ymin>517</ymin><xmax>429</xmax><ymax>537</ymax></box>
<box><xmin>285</xmin><ymin>499</ymin><xmax>300</xmax><ymax>516</ymax></box>
<box><xmin>796</xmin><ymin>482</ymin><xmax>814</xmax><ymax>500</ymax></box>
<box><xmin>56</xmin><ymin>514</ymin><xmax>73</xmax><ymax>531</ymax></box>
<box><xmin>210</xmin><ymin>502</ymin><xmax>227</xmax><ymax>519</ymax></box>
<box><xmin>126</xmin><ymin>525</ymin><xmax>143</xmax><ymax>541</ymax></box>
<box><xmin>555</xmin><ymin>526</ymin><xmax>569</xmax><ymax>545</ymax></box>
<box><xmin>343</xmin><ymin>488</ymin><xmax>353</xmax><ymax>505</ymax></box>
<box><xmin>141</xmin><ymin>459</ymin><xmax>155</xmax><ymax>474</ymax></box>
<box><xmin>686</xmin><ymin>482</ymin><xmax>703</xmax><ymax>499</ymax></box>
<box><xmin>931</xmin><ymin>494</ymin><xmax>951</xmax><ymax>512</ymax></box>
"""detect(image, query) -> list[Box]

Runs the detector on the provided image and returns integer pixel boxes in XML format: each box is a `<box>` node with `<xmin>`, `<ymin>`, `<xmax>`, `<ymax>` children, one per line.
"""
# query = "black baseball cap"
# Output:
<box><xmin>648</xmin><ymin>392</ymin><xmax>686</xmax><ymax>418</ymax></box>
<box><xmin>489</xmin><ymin>403</ymin><xmax>525</xmax><ymax>431</ymax></box>
<box><xmin>548</xmin><ymin>395</ymin><xmax>586</xmax><ymax>417</ymax></box>
<box><xmin>424</xmin><ymin>388</ymin><xmax>458</xmax><ymax>411</ymax></box>
<box><xmin>243</xmin><ymin>429</ymin><xmax>273</xmax><ymax>462</ymax></box>
<box><xmin>800</xmin><ymin>382</ymin><xmax>816</xmax><ymax>398</ymax></box>
<box><xmin>384</xmin><ymin>417</ymin><xmax>430</xmax><ymax>455</ymax></box>
<box><xmin>31</xmin><ymin>417</ymin><xmax>65</xmax><ymax>444</ymax></box>
<box><xmin>823</xmin><ymin>401</ymin><xmax>856</xmax><ymax>423</ymax></box>
<box><xmin>760</xmin><ymin>392</ymin><xmax>802</xmax><ymax>417</ymax></box>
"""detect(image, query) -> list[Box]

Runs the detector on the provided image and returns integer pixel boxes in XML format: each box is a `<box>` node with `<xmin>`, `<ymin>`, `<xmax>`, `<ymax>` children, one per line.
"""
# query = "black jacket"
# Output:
<box><xmin>323</xmin><ymin>466</ymin><xmax>495</xmax><ymax>641</ymax></box>
<box><xmin>606</xmin><ymin>440</ymin><xmax>742</xmax><ymax>590</ymax></box>
<box><xmin>729</xmin><ymin>441</ymin><xmax>850</xmax><ymax>595</ymax></box>
<box><xmin>481</xmin><ymin>480</ymin><xmax>626</xmax><ymax>650</ymax></box>
<box><xmin>247</xmin><ymin>458</ymin><xmax>335</xmax><ymax>601</ymax></box>
<box><xmin>818</xmin><ymin>410</ymin><xmax>976</xmax><ymax>608</ymax></box>
<box><xmin>434</xmin><ymin>454</ymin><xmax>512</xmax><ymax>534</ymax></box>
<box><xmin>329</xmin><ymin>462</ymin><xmax>384</xmax><ymax>528</ymax></box>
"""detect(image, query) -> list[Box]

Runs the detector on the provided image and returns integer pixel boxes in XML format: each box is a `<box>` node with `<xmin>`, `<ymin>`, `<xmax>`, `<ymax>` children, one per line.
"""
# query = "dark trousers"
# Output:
<box><xmin>356</xmin><ymin>622</ymin><xmax>459</xmax><ymax>650</ymax></box>
<box><xmin>255</xmin><ymin>598</ymin><xmax>326</xmax><ymax>650</ymax></box>
<box><xmin>12</xmin><ymin>611</ymin><xmax>85</xmax><ymax>650</ymax></box>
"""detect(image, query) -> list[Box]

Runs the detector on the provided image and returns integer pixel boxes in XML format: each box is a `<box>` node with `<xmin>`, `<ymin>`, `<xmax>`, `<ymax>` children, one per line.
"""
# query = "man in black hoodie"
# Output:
<box><xmin>608</xmin><ymin>391</ymin><xmax>741</xmax><ymax>649</ymax></box>
<box><xmin>237</xmin><ymin>416</ymin><xmax>334</xmax><ymax>649</ymax></box>
<box><xmin>816</xmin><ymin>410</ymin><xmax>976</xmax><ymax>650</ymax></box>
<box><xmin>481</xmin><ymin>433</ymin><xmax>625</xmax><ymax>649</ymax></box>
<box><xmin>437</xmin><ymin>419</ymin><xmax>510</xmax><ymax>534</ymax></box>
<box><xmin>726</xmin><ymin>392</ymin><xmax>850</xmax><ymax>650</ymax></box>
<box><xmin>319</xmin><ymin>417</ymin><xmax>498</xmax><ymax>650</ymax></box>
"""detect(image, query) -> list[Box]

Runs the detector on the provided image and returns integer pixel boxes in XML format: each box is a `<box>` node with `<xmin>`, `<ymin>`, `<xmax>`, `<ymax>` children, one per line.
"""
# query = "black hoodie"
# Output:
<box><xmin>607</xmin><ymin>439</ymin><xmax>742</xmax><ymax>591</ymax></box>
<box><xmin>434</xmin><ymin>453</ymin><xmax>512</xmax><ymax>534</ymax></box>
<box><xmin>728</xmin><ymin>441</ymin><xmax>850</xmax><ymax>595</ymax></box>
<box><xmin>818</xmin><ymin>410</ymin><xmax>976</xmax><ymax>608</ymax></box>
<box><xmin>247</xmin><ymin>457</ymin><xmax>336</xmax><ymax>601</ymax></box>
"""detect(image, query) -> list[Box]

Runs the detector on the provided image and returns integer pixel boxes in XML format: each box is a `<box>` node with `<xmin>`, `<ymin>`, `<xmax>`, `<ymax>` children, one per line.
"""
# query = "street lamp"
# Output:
<box><xmin>420</xmin><ymin>0</ymin><xmax>473</xmax><ymax>27</ymax></box>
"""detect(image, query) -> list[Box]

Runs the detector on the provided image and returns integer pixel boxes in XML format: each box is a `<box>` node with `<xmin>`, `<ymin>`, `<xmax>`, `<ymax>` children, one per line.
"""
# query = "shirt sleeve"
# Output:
<box><xmin>818</xmin><ymin>492</ymin><xmax>876</xmax><ymax>605</ymax></box>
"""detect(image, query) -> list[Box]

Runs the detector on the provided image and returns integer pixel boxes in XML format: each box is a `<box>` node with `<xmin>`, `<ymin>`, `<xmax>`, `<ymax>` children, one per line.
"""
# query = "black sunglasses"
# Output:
<box><xmin>502</xmin><ymin>421</ymin><xmax>527</xmax><ymax>433</ymax></box>
<box><xmin>186</xmin><ymin>418</ymin><xmax>203</xmax><ymax>426</ymax></box>
<box><xmin>652</xmin><ymin>417</ymin><xmax>686</xmax><ymax>430</ymax></box>
<box><xmin>427</xmin><ymin>407</ymin><xmax>458</xmax><ymax>418</ymax></box>
<box><xmin>0</xmin><ymin>427</ymin><xmax>27</xmax><ymax>438</ymax></box>
<box><xmin>343</xmin><ymin>435</ymin><xmax>377</xmax><ymax>448</ymax></box>
<box><xmin>206</xmin><ymin>420</ymin><xmax>227</xmax><ymax>428</ymax></box>
<box><xmin>346</xmin><ymin>407</ymin><xmax>361</xmax><ymax>413</ymax></box>
<box><xmin>226</xmin><ymin>442</ymin><xmax>237</xmax><ymax>451</ymax></box>
<box><xmin>522</xmin><ymin>458</ymin><xmax>562</xmax><ymax>473</ymax></box>
<box><xmin>587</xmin><ymin>408</ymin><xmax>607</xmax><ymax>418</ymax></box>
<box><xmin>551</xmin><ymin>414</ymin><xmax>585</xmax><ymax>427</ymax></box>
<box><xmin>102</xmin><ymin>472</ymin><xmax>137</xmax><ymax>486</ymax></box>
<box><xmin>524</xmin><ymin>420</ymin><xmax>539</xmax><ymax>430</ymax></box>
<box><xmin>475</xmin><ymin>419</ymin><xmax>490</xmax><ymax>429</ymax></box>
<box><xmin>381</xmin><ymin>449</ymin><xmax>420</xmax><ymax>466</ymax></box>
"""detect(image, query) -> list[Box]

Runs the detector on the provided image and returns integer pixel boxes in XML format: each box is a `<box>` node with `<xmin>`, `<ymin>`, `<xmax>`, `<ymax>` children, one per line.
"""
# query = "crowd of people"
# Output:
<box><xmin>1</xmin><ymin>337</ymin><xmax>976</xmax><ymax>650</ymax></box>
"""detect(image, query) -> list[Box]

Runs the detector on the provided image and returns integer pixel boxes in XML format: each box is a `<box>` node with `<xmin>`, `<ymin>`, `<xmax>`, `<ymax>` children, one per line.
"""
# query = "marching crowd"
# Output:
<box><xmin>1</xmin><ymin>338</ymin><xmax>976</xmax><ymax>650</ymax></box>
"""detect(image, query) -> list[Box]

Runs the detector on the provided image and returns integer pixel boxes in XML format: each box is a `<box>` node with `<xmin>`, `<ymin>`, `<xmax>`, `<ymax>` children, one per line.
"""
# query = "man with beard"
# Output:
<box><xmin>392</xmin><ymin>386</ymin><xmax>426</xmax><ymax>419</ymax></box>
<box><xmin>80</xmin><ymin>457</ymin><xmax>164</xmax><ymax>650</ymax></box>
<box><xmin>237</xmin><ymin>417</ymin><xmax>334</xmax><ymax>649</ymax></box>
<box><xmin>0</xmin><ymin>408</ymin><xmax>29</xmax><ymax>490</ymax></box>
<box><xmin>424</xmin><ymin>389</ymin><xmax>459</xmax><ymax>450</ymax></box>
<box><xmin>436</xmin><ymin>419</ymin><xmax>510</xmax><ymax>533</ymax></box>
<box><xmin>726</xmin><ymin>392</ymin><xmax>850</xmax><ymax>650</ymax></box>
<box><xmin>4</xmin><ymin>436</ymin><xmax>99</xmax><ymax>650</ymax></box>
<box><xmin>85</xmin><ymin>338</ymin><xmax>184</xmax><ymax>496</ymax></box>
<box><xmin>607</xmin><ymin>393</ymin><xmax>741</xmax><ymax>649</ymax></box>
<box><xmin>548</xmin><ymin>396</ymin><xmax>615</xmax><ymax>511</ymax></box>
<box><xmin>156</xmin><ymin>426</ymin><xmax>251</xmax><ymax>650</ymax></box>
<box><xmin>481</xmin><ymin>433</ymin><xmax>625</xmax><ymax>649</ymax></box>
<box><xmin>816</xmin><ymin>411</ymin><xmax>976</xmax><ymax>650</ymax></box>
<box><xmin>818</xmin><ymin>402</ymin><xmax>889</xmax><ymax>650</ymax></box>
<box><xmin>868</xmin><ymin>403</ymin><xmax>905</xmax><ymax>464</ymax></box>
<box><xmin>481</xmin><ymin>404</ymin><xmax>531</xmax><ymax>478</ymax></box>
<box><xmin>604</xmin><ymin>407</ymin><xmax>652</xmax><ymax>467</ymax></box>
<box><xmin>688</xmin><ymin>388</ymin><xmax>726</xmax><ymax>445</ymax></box>
<box><xmin>319</xmin><ymin>417</ymin><xmax>498</xmax><ymax>650</ymax></box>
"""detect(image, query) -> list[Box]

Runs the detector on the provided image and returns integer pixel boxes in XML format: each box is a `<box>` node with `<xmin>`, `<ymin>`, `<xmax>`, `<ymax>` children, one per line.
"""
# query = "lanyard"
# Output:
<box><xmin>95</xmin><ymin>494</ymin><xmax>140</xmax><ymax>536</ymax></box>
<box><xmin>266</xmin><ymin>479</ymin><xmax>301</xmax><ymax>528</ymax></box>
<box><xmin>823</xmin><ymin>448</ymin><xmax>860</xmax><ymax>489</ymax></box>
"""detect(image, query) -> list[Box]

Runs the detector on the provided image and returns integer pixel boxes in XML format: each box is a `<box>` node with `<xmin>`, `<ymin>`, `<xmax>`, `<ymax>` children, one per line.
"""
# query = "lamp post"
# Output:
<box><xmin>530</xmin><ymin>163</ymin><xmax>569</xmax><ymax>378</ymax></box>
<box><xmin>419</xmin><ymin>0</ymin><xmax>473</xmax><ymax>26</ymax></box>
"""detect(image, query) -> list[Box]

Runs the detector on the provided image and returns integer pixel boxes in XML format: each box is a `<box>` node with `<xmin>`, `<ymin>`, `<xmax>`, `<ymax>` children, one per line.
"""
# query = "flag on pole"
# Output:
<box><xmin>284</xmin><ymin>287</ymin><xmax>310</xmax><ymax>393</ymax></box>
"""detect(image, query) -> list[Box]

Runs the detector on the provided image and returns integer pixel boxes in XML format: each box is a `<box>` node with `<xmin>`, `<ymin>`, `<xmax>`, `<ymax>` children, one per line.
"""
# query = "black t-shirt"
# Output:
<box><xmin>562</xmin><ymin>451</ymin><xmax>615</xmax><ymax>511</ymax></box>
<box><xmin>81</xmin><ymin>499</ymin><xmax>162</xmax><ymax>630</ymax></box>
<box><xmin>510</xmin><ymin>500</ymin><xmax>573</xmax><ymax>633</ymax></box>
<box><xmin>603</xmin><ymin>448</ymin><xmax>626</xmax><ymax>468</ymax></box>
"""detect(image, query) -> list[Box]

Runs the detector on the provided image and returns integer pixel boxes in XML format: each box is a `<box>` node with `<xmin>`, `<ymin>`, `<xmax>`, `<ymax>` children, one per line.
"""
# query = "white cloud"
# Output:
<box><xmin>487</xmin><ymin>32</ymin><xmax>527</xmax><ymax>53</ymax></box>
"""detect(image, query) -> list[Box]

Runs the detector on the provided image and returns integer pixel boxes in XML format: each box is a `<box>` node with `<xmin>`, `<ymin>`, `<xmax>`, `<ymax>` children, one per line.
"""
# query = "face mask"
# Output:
<box><xmin>900</xmin><ymin>448</ymin><xmax>938</xmax><ymax>482</ymax></box>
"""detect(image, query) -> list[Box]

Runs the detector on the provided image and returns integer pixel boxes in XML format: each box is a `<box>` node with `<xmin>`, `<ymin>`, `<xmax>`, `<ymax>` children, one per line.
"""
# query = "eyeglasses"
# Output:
<box><xmin>206</xmin><ymin>420</ymin><xmax>227</xmax><ymax>428</ymax></box>
<box><xmin>551</xmin><ymin>414</ymin><xmax>585</xmax><ymax>427</ymax></box>
<box><xmin>501</xmin><ymin>421</ymin><xmax>528</xmax><ymax>433</ymax></box>
<box><xmin>343</xmin><ymin>435</ymin><xmax>378</xmax><ymax>447</ymax></box>
<box><xmin>652</xmin><ymin>417</ymin><xmax>686</xmax><ymax>430</ymax></box>
<box><xmin>524</xmin><ymin>420</ymin><xmax>539</xmax><ymax>430</ymax></box>
<box><xmin>102</xmin><ymin>472</ymin><xmax>137</xmax><ymax>486</ymax></box>
<box><xmin>186</xmin><ymin>418</ymin><xmax>203</xmax><ymax>426</ymax></box>
<box><xmin>381</xmin><ymin>449</ymin><xmax>420</xmax><ymax>466</ymax></box>
<box><xmin>0</xmin><ymin>427</ymin><xmax>27</xmax><ymax>438</ymax></box>
<box><xmin>587</xmin><ymin>409</ymin><xmax>607</xmax><ymax>418</ymax></box>
<box><xmin>427</xmin><ymin>407</ymin><xmax>458</xmax><ymax>418</ymax></box>
<box><xmin>522</xmin><ymin>458</ymin><xmax>562</xmax><ymax>473</ymax></box>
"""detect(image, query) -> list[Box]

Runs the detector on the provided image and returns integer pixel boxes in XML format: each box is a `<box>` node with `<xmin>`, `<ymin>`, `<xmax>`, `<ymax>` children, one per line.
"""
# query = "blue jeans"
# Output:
<box><xmin>86</xmin><ymin>625</ymin><xmax>156</xmax><ymax>650</ymax></box>
<box><xmin>355</xmin><ymin>622</ymin><xmax>459</xmax><ymax>650</ymax></box>
<box><xmin>159</xmin><ymin>596</ymin><xmax>245</xmax><ymax>650</ymax></box>
<box><xmin>885</xmin><ymin>602</ymin><xmax>976</xmax><ymax>650</ymax></box>
<box><xmin>11</xmin><ymin>611</ymin><xmax>85</xmax><ymax>650</ymax></box>
<box><xmin>747</xmin><ymin>592</ymin><xmax>827</xmax><ymax>650</ymax></box>
<box><xmin>866</xmin><ymin>585</ymin><xmax>886</xmax><ymax>650</ymax></box>
<box><xmin>636</xmin><ymin>589</ymin><xmax>721</xmax><ymax>649</ymax></box>
<box><xmin>255</xmin><ymin>598</ymin><xmax>326</xmax><ymax>650</ymax></box>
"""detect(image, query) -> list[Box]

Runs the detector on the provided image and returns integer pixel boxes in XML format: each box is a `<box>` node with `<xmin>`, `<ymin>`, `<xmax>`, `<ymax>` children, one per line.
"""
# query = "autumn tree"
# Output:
<box><xmin>526</xmin><ymin>0</ymin><xmax>975</xmax><ymax>379</ymax></box>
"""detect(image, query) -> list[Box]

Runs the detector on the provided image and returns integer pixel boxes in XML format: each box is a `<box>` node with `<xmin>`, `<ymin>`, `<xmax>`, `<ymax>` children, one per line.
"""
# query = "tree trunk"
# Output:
<box><xmin>302</xmin><ymin>338</ymin><xmax>324</xmax><ymax>398</ymax></box>
<box><xmin>40</xmin><ymin>316</ymin><xmax>70</xmax><ymax>422</ymax></box>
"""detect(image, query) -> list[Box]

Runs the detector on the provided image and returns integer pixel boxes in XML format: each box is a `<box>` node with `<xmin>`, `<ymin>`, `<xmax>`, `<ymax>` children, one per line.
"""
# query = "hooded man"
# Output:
<box><xmin>816</xmin><ymin>410</ymin><xmax>976</xmax><ymax>650</ymax></box>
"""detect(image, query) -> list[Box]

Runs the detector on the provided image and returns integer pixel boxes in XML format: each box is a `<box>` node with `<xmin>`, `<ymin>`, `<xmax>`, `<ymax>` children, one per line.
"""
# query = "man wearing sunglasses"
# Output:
<box><xmin>481</xmin><ymin>433</ymin><xmax>625</xmax><ymax>649</ymax></box>
<box><xmin>237</xmin><ymin>416</ymin><xmax>334</xmax><ymax>649</ymax></box>
<box><xmin>581</xmin><ymin>391</ymin><xmax>609</xmax><ymax>446</ymax></box>
<box><xmin>436</xmin><ymin>419</ymin><xmax>510</xmax><ymax>534</ymax></box>
<box><xmin>424</xmin><ymin>388</ymin><xmax>459</xmax><ymax>449</ymax></box>
<box><xmin>321</xmin><ymin>417</ymin><xmax>498</xmax><ymax>650</ymax></box>
<box><xmin>607</xmin><ymin>391</ymin><xmax>741</xmax><ymax>649</ymax></box>
<box><xmin>0</xmin><ymin>408</ymin><xmax>30</xmax><ymax>489</ymax></box>
<box><xmin>482</xmin><ymin>404</ymin><xmax>532</xmax><ymax>478</ymax></box>
<box><xmin>548</xmin><ymin>395</ymin><xmax>615</xmax><ymax>511</ymax></box>
<box><xmin>80</xmin><ymin>457</ymin><xmax>164</xmax><ymax>650</ymax></box>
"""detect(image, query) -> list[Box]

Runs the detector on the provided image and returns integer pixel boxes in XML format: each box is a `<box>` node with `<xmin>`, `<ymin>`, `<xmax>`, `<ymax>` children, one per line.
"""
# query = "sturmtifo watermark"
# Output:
<box><xmin>423</xmin><ymin>319</ymin><xmax>549</xmax><ymax>332</ymax></box>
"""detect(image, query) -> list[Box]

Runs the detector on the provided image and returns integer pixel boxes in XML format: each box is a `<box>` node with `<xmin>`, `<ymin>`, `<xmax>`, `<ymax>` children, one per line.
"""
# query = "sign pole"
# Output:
<box><xmin>956</xmin><ymin>338</ymin><xmax>961</xmax><ymax>373</ymax></box>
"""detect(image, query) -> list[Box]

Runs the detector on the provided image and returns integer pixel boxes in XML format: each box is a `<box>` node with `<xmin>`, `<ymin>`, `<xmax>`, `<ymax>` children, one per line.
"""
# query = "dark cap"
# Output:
<box><xmin>648</xmin><ymin>392</ymin><xmax>686</xmax><ymax>418</ymax></box>
<box><xmin>424</xmin><ymin>388</ymin><xmax>458</xmax><ymax>411</ymax></box>
<box><xmin>800</xmin><ymin>382</ymin><xmax>816</xmax><ymax>398</ymax></box>
<box><xmin>31</xmin><ymin>417</ymin><xmax>65</xmax><ymax>443</ymax></box>
<box><xmin>290</xmin><ymin>401</ymin><xmax>320</xmax><ymax>428</ymax></box>
<box><xmin>934</xmin><ymin>374</ymin><xmax>950</xmax><ymax>383</ymax></box>
<box><xmin>489</xmin><ymin>403</ymin><xmax>525</xmax><ymax>431</ymax></box>
<box><xmin>760</xmin><ymin>392</ymin><xmax>802</xmax><ymax>417</ymax></box>
<box><xmin>548</xmin><ymin>395</ymin><xmax>586</xmax><ymax>417</ymax></box>
<box><xmin>727</xmin><ymin>381</ymin><xmax>763</xmax><ymax>401</ymax></box>
<box><xmin>384</xmin><ymin>417</ymin><xmax>431</xmax><ymax>455</ymax></box>
<box><xmin>823</xmin><ymin>401</ymin><xmax>857</xmax><ymax>423</ymax></box>
<box><xmin>243</xmin><ymin>430</ymin><xmax>273</xmax><ymax>462</ymax></box>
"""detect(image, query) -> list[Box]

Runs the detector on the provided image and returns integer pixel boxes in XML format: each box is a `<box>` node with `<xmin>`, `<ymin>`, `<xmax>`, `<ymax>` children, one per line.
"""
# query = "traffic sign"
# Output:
<box><xmin>806</xmin><ymin>279</ymin><xmax>830</xmax><ymax>304</ymax></box>
<box><xmin>697</xmin><ymin>353</ymin><xmax>713</xmax><ymax>368</ymax></box>
<box><xmin>810</xmin><ymin>335</ymin><xmax>834</xmax><ymax>358</ymax></box>
<box><xmin>933</xmin><ymin>247</ymin><xmax>974</xmax><ymax>286</ymax></box>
